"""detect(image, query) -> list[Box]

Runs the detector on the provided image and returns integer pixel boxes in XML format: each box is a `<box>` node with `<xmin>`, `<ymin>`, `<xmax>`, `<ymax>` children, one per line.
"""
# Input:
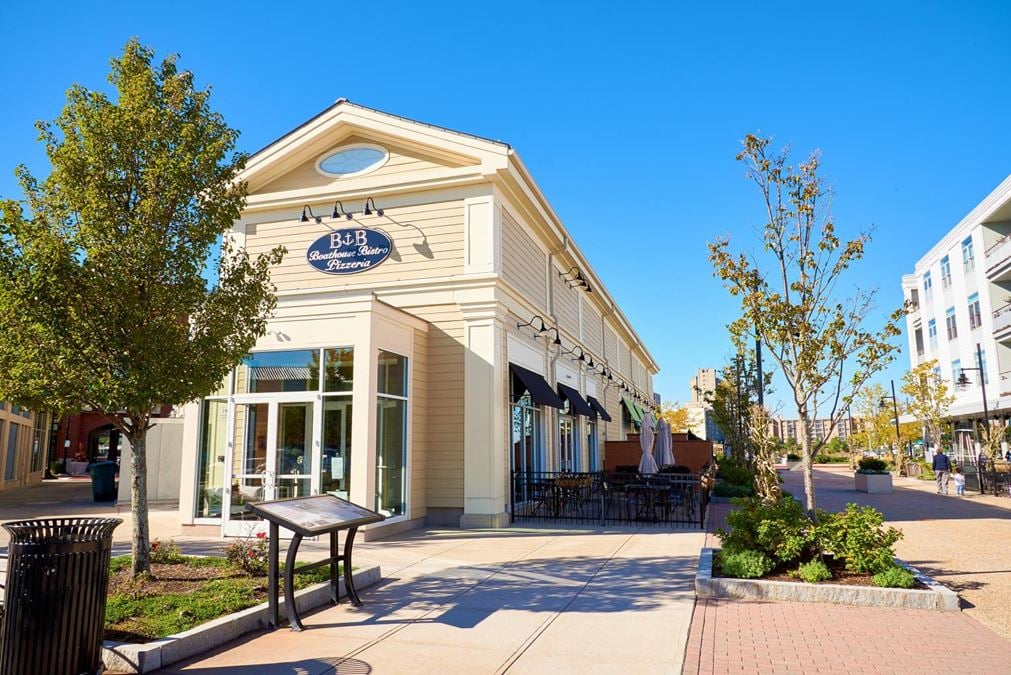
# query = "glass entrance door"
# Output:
<box><xmin>223</xmin><ymin>398</ymin><xmax>317</xmax><ymax>536</ymax></box>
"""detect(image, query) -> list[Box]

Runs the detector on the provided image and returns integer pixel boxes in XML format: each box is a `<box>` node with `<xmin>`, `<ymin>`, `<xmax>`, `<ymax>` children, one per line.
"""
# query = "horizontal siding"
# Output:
<box><xmin>259</xmin><ymin>140</ymin><xmax>471</xmax><ymax>193</ymax></box>
<box><xmin>410</xmin><ymin>326</ymin><xmax>428</xmax><ymax>521</ymax></box>
<box><xmin>244</xmin><ymin>200</ymin><xmax>465</xmax><ymax>294</ymax></box>
<box><xmin>581</xmin><ymin>299</ymin><xmax>603</xmax><ymax>357</ymax></box>
<box><xmin>604</xmin><ymin>326</ymin><xmax>618</xmax><ymax>363</ymax></box>
<box><xmin>553</xmin><ymin>273</ymin><xmax>580</xmax><ymax>337</ymax></box>
<box><xmin>501</xmin><ymin>210</ymin><xmax>547</xmax><ymax>307</ymax></box>
<box><xmin>406</xmin><ymin>306</ymin><xmax>465</xmax><ymax>509</ymax></box>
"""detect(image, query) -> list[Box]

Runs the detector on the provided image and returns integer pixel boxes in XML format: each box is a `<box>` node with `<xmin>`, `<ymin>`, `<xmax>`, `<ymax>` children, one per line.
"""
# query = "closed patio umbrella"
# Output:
<box><xmin>638</xmin><ymin>411</ymin><xmax>658</xmax><ymax>474</ymax></box>
<box><xmin>655</xmin><ymin>418</ymin><xmax>674</xmax><ymax>468</ymax></box>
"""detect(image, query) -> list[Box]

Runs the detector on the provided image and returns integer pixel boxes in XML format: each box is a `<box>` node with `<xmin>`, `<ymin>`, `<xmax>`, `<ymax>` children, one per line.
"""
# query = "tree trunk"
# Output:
<box><xmin>129</xmin><ymin>431</ymin><xmax>151</xmax><ymax>576</ymax></box>
<box><xmin>798</xmin><ymin>410</ymin><xmax>817</xmax><ymax>514</ymax></box>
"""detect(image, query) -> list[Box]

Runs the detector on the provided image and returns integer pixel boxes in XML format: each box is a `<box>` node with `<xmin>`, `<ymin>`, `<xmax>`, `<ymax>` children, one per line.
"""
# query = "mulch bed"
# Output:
<box><xmin>107</xmin><ymin>561</ymin><xmax>256</xmax><ymax>596</ymax></box>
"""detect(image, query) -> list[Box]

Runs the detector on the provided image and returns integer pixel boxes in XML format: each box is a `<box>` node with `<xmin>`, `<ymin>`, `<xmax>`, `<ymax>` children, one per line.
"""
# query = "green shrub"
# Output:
<box><xmin>872</xmin><ymin>566</ymin><xmax>916</xmax><ymax>589</ymax></box>
<box><xmin>786</xmin><ymin>453</ymin><xmax>802</xmax><ymax>462</ymax></box>
<box><xmin>857</xmin><ymin>457</ymin><xmax>888</xmax><ymax>474</ymax></box>
<box><xmin>150</xmin><ymin>539</ymin><xmax>184</xmax><ymax>564</ymax></box>
<box><xmin>719</xmin><ymin>549</ymin><xmax>774</xmax><ymax>579</ymax></box>
<box><xmin>713</xmin><ymin>482</ymin><xmax>753</xmax><ymax>498</ymax></box>
<box><xmin>224</xmin><ymin>533</ymin><xmax>269</xmax><ymax>575</ymax></box>
<box><xmin>814</xmin><ymin>453</ymin><xmax>849</xmax><ymax>464</ymax></box>
<box><xmin>716</xmin><ymin>457</ymin><xmax>754</xmax><ymax>487</ymax></box>
<box><xmin>816</xmin><ymin>504</ymin><xmax>902</xmax><ymax>574</ymax></box>
<box><xmin>716</xmin><ymin>496</ymin><xmax>816</xmax><ymax>564</ymax></box>
<box><xmin>791</xmin><ymin>559</ymin><xmax>832</xmax><ymax>583</ymax></box>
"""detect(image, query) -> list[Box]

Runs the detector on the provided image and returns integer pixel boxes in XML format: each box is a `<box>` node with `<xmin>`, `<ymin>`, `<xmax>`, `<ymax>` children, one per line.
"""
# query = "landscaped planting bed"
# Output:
<box><xmin>105</xmin><ymin>554</ymin><xmax>331</xmax><ymax>642</ymax></box>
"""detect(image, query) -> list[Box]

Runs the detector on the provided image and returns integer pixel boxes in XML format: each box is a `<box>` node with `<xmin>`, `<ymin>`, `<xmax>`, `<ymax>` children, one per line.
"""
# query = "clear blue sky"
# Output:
<box><xmin>2</xmin><ymin>1</ymin><xmax>1010</xmax><ymax>412</ymax></box>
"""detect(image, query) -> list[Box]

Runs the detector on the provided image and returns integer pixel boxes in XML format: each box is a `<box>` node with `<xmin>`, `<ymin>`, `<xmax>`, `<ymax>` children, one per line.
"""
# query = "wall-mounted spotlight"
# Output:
<box><xmin>300</xmin><ymin>205</ymin><xmax>323</xmax><ymax>224</ymax></box>
<box><xmin>331</xmin><ymin>201</ymin><xmax>354</xmax><ymax>220</ymax></box>
<box><xmin>363</xmin><ymin>197</ymin><xmax>384</xmax><ymax>217</ymax></box>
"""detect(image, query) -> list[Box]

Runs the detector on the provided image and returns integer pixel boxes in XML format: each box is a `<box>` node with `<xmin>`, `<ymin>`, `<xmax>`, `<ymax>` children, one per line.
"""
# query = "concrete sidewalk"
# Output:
<box><xmin>155</xmin><ymin>527</ymin><xmax>705</xmax><ymax>674</ymax></box>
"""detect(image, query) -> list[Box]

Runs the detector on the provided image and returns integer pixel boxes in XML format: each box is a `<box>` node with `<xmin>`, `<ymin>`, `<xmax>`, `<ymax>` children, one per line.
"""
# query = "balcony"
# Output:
<box><xmin>994</xmin><ymin>303</ymin><xmax>1011</xmax><ymax>340</ymax></box>
<box><xmin>985</xmin><ymin>236</ymin><xmax>1011</xmax><ymax>281</ymax></box>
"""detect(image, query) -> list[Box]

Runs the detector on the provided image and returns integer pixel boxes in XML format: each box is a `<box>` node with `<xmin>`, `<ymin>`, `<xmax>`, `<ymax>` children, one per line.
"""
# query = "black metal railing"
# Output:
<box><xmin>979</xmin><ymin>461</ymin><xmax>1011</xmax><ymax>497</ymax></box>
<box><xmin>510</xmin><ymin>470</ymin><xmax>708</xmax><ymax>528</ymax></box>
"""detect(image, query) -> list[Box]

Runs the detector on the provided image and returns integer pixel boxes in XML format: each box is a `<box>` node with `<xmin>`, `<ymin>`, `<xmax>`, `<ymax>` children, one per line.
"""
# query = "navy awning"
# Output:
<box><xmin>557</xmin><ymin>383</ymin><xmax>594</xmax><ymax>416</ymax></box>
<box><xmin>586</xmin><ymin>395</ymin><xmax>612</xmax><ymax>422</ymax></box>
<box><xmin>510</xmin><ymin>364</ymin><xmax>564</xmax><ymax>408</ymax></box>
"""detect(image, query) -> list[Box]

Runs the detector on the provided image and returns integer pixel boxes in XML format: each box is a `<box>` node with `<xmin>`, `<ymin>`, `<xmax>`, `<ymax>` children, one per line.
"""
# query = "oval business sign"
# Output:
<box><xmin>305</xmin><ymin>228</ymin><xmax>392</xmax><ymax>275</ymax></box>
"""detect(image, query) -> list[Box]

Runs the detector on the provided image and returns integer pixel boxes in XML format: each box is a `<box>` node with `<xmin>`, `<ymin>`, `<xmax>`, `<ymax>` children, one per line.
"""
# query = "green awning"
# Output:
<box><xmin>621</xmin><ymin>395</ymin><xmax>643</xmax><ymax>424</ymax></box>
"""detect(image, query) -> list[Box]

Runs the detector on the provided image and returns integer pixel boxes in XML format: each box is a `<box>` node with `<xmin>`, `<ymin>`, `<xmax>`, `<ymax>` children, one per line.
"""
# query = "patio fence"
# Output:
<box><xmin>510</xmin><ymin>470</ymin><xmax>709</xmax><ymax>528</ymax></box>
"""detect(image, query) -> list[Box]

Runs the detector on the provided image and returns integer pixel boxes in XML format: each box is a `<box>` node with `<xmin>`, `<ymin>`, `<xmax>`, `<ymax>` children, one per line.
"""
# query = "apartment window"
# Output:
<box><xmin>923</xmin><ymin>271</ymin><xmax>933</xmax><ymax>301</ymax></box>
<box><xmin>968</xmin><ymin>293</ymin><xmax>982</xmax><ymax>330</ymax></box>
<box><xmin>927</xmin><ymin>319</ymin><xmax>938</xmax><ymax>351</ymax></box>
<box><xmin>962</xmin><ymin>236</ymin><xmax>975</xmax><ymax>273</ymax></box>
<box><xmin>977</xmin><ymin>350</ymin><xmax>990</xmax><ymax>385</ymax></box>
<box><xmin>945</xmin><ymin>307</ymin><xmax>957</xmax><ymax>340</ymax></box>
<box><xmin>940</xmin><ymin>256</ymin><xmax>952</xmax><ymax>288</ymax></box>
<box><xmin>952</xmin><ymin>359</ymin><xmax>962</xmax><ymax>384</ymax></box>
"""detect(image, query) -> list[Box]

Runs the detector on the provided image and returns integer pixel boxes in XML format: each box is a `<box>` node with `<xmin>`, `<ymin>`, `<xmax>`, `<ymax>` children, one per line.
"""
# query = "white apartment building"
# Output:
<box><xmin>901</xmin><ymin>175</ymin><xmax>1011</xmax><ymax>442</ymax></box>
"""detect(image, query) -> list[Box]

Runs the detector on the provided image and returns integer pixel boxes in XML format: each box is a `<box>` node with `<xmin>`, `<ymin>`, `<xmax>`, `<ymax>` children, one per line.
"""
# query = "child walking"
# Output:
<box><xmin>953</xmin><ymin>467</ymin><xmax>966</xmax><ymax>496</ymax></box>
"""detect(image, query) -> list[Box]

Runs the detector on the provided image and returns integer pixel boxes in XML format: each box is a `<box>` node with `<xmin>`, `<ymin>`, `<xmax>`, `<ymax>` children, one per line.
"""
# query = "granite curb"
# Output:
<box><xmin>102</xmin><ymin>564</ymin><xmax>382</xmax><ymax>674</ymax></box>
<box><xmin>696</xmin><ymin>548</ymin><xmax>959</xmax><ymax>611</ymax></box>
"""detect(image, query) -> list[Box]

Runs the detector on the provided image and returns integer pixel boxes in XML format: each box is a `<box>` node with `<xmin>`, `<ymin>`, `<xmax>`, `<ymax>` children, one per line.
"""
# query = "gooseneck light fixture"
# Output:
<box><xmin>543</xmin><ymin>327</ymin><xmax>562</xmax><ymax>346</ymax></box>
<box><xmin>331</xmin><ymin>201</ymin><xmax>354</xmax><ymax>220</ymax></box>
<box><xmin>300</xmin><ymin>205</ymin><xmax>323</xmax><ymax>224</ymax></box>
<box><xmin>516</xmin><ymin>315</ymin><xmax>547</xmax><ymax>335</ymax></box>
<box><xmin>363</xmin><ymin>197</ymin><xmax>384</xmax><ymax>217</ymax></box>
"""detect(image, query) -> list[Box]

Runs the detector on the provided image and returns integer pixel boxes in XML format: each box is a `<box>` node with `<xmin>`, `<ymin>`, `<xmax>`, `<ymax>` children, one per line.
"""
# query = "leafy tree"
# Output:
<box><xmin>658</xmin><ymin>400</ymin><xmax>690</xmax><ymax>433</ymax></box>
<box><xmin>709</xmin><ymin>135</ymin><xmax>903</xmax><ymax>513</ymax></box>
<box><xmin>900</xmin><ymin>359</ymin><xmax>954</xmax><ymax>454</ymax></box>
<box><xmin>0</xmin><ymin>40</ymin><xmax>285</xmax><ymax>575</ymax></box>
<box><xmin>709</xmin><ymin>355</ymin><xmax>759</xmax><ymax>462</ymax></box>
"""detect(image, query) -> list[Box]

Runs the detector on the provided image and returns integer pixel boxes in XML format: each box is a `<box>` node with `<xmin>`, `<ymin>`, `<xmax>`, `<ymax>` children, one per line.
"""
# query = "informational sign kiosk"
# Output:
<box><xmin>247</xmin><ymin>494</ymin><xmax>384</xmax><ymax>631</ymax></box>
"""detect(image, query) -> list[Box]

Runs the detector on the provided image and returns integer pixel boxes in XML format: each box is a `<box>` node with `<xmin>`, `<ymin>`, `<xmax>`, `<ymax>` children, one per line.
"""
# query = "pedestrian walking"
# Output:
<box><xmin>933</xmin><ymin>448</ymin><xmax>952</xmax><ymax>495</ymax></box>
<box><xmin>953</xmin><ymin>467</ymin><xmax>966</xmax><ymax>496</ymax></box>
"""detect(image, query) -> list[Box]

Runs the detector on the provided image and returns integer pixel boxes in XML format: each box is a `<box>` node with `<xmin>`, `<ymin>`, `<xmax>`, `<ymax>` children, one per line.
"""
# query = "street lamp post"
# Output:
<box><xmin>879</xmin><ymin>380</ymin><xmax>903</xmax><ymax>474</ymax></box>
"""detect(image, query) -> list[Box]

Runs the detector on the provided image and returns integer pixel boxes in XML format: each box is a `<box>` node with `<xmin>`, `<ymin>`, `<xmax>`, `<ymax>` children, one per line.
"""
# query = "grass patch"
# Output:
<box><xmin>105</xmin><ymin>555</ymin><xmax>336</xmax><ymax>642</ymax></box>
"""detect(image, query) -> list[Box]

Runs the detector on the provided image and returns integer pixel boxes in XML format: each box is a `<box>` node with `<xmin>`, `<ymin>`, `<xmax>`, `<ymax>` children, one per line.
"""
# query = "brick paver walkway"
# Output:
<box><xmin>682</xmin><ymin>478</ymin><xmax>1011</xmax><ymax>674</ymax></box>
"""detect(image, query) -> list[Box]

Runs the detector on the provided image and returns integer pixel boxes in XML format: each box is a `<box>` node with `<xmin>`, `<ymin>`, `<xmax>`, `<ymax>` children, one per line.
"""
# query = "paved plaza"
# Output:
<box><xmin>682</xmin><ymin>468</ymin><xmax>1011</xmax><ymax>674</ymax></box>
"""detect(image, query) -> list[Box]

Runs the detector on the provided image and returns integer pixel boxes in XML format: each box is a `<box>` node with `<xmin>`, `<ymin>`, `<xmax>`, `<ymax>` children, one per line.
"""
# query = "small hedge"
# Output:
<box><xmin>873</xmin><ymin>566</ymin><xmax>916</xmax><ymax>589</ymax></box>
<box><xmin>792</xmin><ymin>559</ymin><xmax>831</xmax><ymax>583</ymax></box>
<box><xmin>719</xmin><ymin>549</ymin><xmax>773</xmax><ymax>579</ymax></box>
<box><xmin>716</xmin><ymin>457</ymin><xmax>754</xmax><ymax>487</ymax></box>
<box><xmin>857</xmin><ymin>457</ymin><xmax>889</xmax><ymax>474</ymax></box>
<box><xmin>713</xmin><ymin>482</ymin><xmax>753</xmax><ymax>498</ymax></box>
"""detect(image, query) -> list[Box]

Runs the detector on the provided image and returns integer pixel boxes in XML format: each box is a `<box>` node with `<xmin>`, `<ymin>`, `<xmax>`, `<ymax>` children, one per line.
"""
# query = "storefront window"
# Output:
<box><xmin>324</xmin><ymin>347</ymin><xmax>354</xmax><ymax>392</ymax></box>
<box><xmin>558</xmin><ymin>400</ymin><xmax>578</xmax><ymax>472</ymax></box>
<box><xmin>230</xmin><ymin>402</ymin><xmax>268</xmax><ymax>520</ymax></box>
<box><xmin>196</xmin><ymin>399</ymin><xmax>227</xmax><ymax>518</ymax></box>
<box><xmin>376</xmin><ymin>350</ymin><xmax>408</xmax><ymax>518</ymax></box>
<box><xmin>6</xmin><ymin>423</ymin><xmax>19</xmax><ymax>481</ymax></box>
<box><xmin>321</xmin><ymin>397</ymin><xmax>353</xmax><ymax>499</ymax></box>
<box><xmin>587</xmin><ymin>419</ymin><xmax>599</xmax><ymax>471</ymax></box>
<box><xmin>240</xmin><ymin>350</ymin><xmax>321</xmax><ymax>393</ymax></box>
<box><xmin>31</xmin><ymin>412</ymin><xmax>47</xmax><ymax>473</ymax></box>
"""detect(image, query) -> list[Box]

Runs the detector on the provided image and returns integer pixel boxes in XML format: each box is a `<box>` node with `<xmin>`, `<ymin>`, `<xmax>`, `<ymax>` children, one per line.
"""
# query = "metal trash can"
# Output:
<box><xmin>89</xmin><ymin>461</ymin><xmax>118</xmax><ymax>502</ymax></box>
<box><xmin>0</xmin><ymin>517</ymin><xmax>121</xmax><ymax>675</ymax></box>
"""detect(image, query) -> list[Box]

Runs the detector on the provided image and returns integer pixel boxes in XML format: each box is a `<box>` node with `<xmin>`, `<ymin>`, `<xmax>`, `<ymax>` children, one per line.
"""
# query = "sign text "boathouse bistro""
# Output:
<box><xmin>306</xmin><ymin>228</ymin><xmax>392</xmax><ymax>275</ymax></box>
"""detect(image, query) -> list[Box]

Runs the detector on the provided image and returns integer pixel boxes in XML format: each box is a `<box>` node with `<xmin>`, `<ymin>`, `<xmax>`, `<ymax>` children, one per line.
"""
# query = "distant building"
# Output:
<box><xmin>770</xmin><ymin>416</ymin><xmax>859</xmax><ymax>445</ymax></box>
<box><xmin>0</xmin><ymin>402</ymin><xmax>53</xmax><ymax>491</ymax></box>
<box><xmin>690</xmin><ymin>368</ymin><xmax>718</xmax><ymax>404</ymax></box>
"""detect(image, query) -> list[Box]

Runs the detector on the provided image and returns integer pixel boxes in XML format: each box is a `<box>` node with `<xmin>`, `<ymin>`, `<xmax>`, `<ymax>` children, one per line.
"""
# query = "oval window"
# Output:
<box><xmin>316</xmin><ymin>145</ymin><xmax>388</xmax><ymax>177</ymax></box>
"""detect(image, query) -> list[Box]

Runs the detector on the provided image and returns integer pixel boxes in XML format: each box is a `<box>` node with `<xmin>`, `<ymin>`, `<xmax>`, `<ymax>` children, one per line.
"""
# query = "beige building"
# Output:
<box><xmin>0</xmin><ymin>403</ymin><xmax>50</xmax><ymax>491</ymax></box>
<box><xmin>690</xmin><ymin>368</ymin><xmax>718</xmax><ymax>404</ymax></box>
<box><xmin>178</xmin><ymin>101</ymin><xmax>658</xmax><ymax>538</ymax></box>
